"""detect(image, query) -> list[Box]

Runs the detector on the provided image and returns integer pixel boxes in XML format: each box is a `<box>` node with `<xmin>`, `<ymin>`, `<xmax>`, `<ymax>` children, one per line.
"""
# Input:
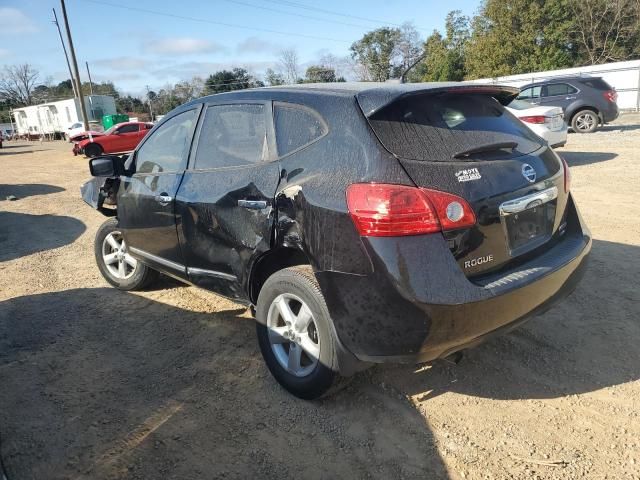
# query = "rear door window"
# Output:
<box><xmin>194</xmin><ymin>104</ymin><xmax>268</xmax><ymax>170</ymax></box>
<box><xmin>517</xmin><ymin>86</ymin><xmax>541</xmax><ymax>100</ymax></box>
<box><xmin>542</xmin><ymin>83</ymin><xmax>578</xmax><ymax>97</ymax></box>
<box><xmin>274</xmin><ymin>103</ymin><xmax>327</xmax><ymax>156</ymax></box>
<box><xmin>368</xmin><ymin>94</ymin><xmax>543</xmax><ymax>161</ymax></box>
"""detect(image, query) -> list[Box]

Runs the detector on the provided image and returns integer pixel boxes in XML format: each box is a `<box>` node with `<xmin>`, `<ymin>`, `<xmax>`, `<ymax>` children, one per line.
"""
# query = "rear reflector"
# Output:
<box><xmin>520</xmin><ymin>115</ymin><xmax>547</xmax><ymax>124</ymax></box>
<box><xmin>603</xmin><ymin>90</ymin><xmax>618</xmax><ymax>103</ymax></box>
<box><xmin>346</xmin><ymin>183</ymin><xmax>476</xmax><ymax>237</ymax></box>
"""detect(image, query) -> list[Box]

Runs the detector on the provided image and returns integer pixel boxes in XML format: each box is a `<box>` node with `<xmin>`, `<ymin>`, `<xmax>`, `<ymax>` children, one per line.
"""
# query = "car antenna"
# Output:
<box><xmin>399</xmin><ymin>53</ymin><xmax>427</xmax><ymax>84</ymax></box>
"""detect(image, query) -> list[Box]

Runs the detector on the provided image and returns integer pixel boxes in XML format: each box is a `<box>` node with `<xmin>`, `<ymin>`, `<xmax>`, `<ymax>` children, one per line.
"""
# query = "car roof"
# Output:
<box><xmin>523</xmin><ymin>75</ymin><xmax>602</xmax><ymax>86</ymax></box>
<box><xmin>189</xmin><ymin>82</ymin><xmax>520</xmax><ymax>117</ymax></box>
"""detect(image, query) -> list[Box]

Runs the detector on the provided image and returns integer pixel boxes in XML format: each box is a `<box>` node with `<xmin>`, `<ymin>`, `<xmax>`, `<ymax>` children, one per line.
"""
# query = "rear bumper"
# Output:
<box><xmin>601</xmin><ymin>104</ymin><xmax>619</xmax><ymax>123</ymax></box>
<box><xmin>317</xmin><ymin>195</ymin><xmax>591</xmax><ymax>366</ymax></box>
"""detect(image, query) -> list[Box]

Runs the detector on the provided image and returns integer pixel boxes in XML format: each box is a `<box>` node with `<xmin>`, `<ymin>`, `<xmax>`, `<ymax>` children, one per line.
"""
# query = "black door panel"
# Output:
<box><xmin>176</xmin><ymin>164</ymin><xmax>281</xmax><ymax>299</ymax></box>
<box><xmin>117</xmin><ymin>108</ymin><xmax>200</xmax><ymax>276</ymax></box>
<box><xmin>118</xmin><ymin>173</ymin><xmax>185</xmax><ymax>271</ymax></box>
<box><xmin>175</xmin><ymin>102</ymin><xmax>279</xmax><ymax>301</ymax></box>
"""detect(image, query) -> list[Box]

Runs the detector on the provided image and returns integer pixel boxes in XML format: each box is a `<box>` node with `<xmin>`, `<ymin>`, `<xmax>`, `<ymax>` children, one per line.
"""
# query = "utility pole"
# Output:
<box><xmin>60</xmin><ymin>0</ymin><xmax>89</xmax><ymax>131</ymax></box>
<box><xmin>145</xmin><ymin>85</ymin><xmax>153</xmax><ymax>121</ymax></box>
<box><xmin>52</xmin><ymin>8</ymin><xmax>78</xmax><ymax>101</ymax></box>
<box><xmin>85</xmin><ymin>61</ymin><xmax>94</xmax><ymax>95</ymax></box>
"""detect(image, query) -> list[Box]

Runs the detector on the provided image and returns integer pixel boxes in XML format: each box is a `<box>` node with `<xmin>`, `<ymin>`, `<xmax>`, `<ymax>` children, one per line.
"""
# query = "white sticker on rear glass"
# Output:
<box><xmin>456</xmin><ymin>167</ymin><xmax>481</xmax><ymax>183</ymax></box>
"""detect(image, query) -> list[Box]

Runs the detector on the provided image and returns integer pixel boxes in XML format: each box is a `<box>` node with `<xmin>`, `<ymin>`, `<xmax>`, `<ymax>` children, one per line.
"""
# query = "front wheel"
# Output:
<box><xmin>94</xmin><ymin>218</ymin><xmax>158</xmax><ymax>290</ymax></box>
<box><xmin>84</xmin><ymin>142</ymin><xmax>103</xmax><ymax>158</ymax></box>
<box><xmin>571</xmin><ymin>109</ymin><xmax>599</xmax><ymax>133</ymax></box>
<box><xmin>256</xmin><ymin>266</ymin><xmax>343</xmax><ymax>400</ymax></box>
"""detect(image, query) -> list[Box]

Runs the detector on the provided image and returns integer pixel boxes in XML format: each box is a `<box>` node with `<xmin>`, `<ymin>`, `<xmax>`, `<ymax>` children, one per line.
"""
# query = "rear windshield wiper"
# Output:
<box><xmin>452</xmin><ymin>141</ymin><xmax>518</xmax><ymax>159</ymax></box>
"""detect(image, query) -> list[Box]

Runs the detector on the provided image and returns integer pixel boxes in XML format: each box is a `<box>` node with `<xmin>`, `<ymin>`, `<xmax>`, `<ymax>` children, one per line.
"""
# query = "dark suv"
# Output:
<box><xmin>517</xmin><ymin>76</ymin><xmax>618</xmax><ymax>133</ymax></box>
<box><xmin>82</xmin><ymin>83</ymin><xmax>591</xmax><ymax>399</ymax></box>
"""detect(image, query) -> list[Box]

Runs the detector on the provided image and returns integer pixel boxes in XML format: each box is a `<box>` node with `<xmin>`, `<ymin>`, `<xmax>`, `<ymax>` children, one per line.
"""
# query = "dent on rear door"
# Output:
<box><xmin>175</xmin><ymin>164</ymin><xmax>281</xmax><ymax>300</ymax></box>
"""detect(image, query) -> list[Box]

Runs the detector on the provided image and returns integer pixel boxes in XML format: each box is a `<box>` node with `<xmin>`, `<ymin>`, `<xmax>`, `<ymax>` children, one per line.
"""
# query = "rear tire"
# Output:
<box><xmin>571</xmin><ymin>109</ymin><xmax>599</xmax><ymax>133</ymax></box>
<box><xmin>84</xmin><ymin>143</ymin><xmax>103</xmax><ymax>157</ymax></box>
<box><xmin>256</xmin><ymin>266</ymin><xmax>343</xmax><ymax>400</ymax></box>
<box><xmin>94</xmin><ymin>218</ymin><xmax>159</xmax><ymax>290</ymax></box>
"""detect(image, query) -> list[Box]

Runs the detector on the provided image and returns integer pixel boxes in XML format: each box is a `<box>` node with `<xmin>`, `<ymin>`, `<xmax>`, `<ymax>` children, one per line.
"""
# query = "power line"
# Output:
<box><xmin>263</xmin><ymin>0</ymin><xmax>428</xmax><ymax>32</ymax></box>
<box><xmin>221</xmin><ymin>0</ymin><xmax>376</xmax><ymax>30</ymax></box>
<box><xmin>81</xmin><ymin>0</ymin><xmax>351</xmax><ymax>43</ymax></box>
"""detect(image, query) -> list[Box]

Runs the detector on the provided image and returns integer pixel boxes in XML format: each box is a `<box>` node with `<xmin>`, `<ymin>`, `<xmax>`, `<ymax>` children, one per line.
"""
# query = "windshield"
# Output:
<box><xmin>368</xmin><ymin>94</ymin><xmax>543</xmax><ymax>161</ymax></box>
<box><xmin>104</xmin><ymin>126</ymin><xmax>117</xmax><ymax>135</ymax></box>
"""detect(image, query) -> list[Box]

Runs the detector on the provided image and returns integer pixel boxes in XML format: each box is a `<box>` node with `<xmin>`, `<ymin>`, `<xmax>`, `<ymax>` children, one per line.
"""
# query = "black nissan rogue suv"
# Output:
<box><xmin>82</xmin><ymin>83</ymin><xmax>591</xmax><ymax>399</ymax></box>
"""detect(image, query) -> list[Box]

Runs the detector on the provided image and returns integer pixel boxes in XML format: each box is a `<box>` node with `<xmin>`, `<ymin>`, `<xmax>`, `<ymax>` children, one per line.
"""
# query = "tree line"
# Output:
<box><xmin>1</xmin><ymin>0</ymin><xmax>638</xmax><ymax>121</ymax></box>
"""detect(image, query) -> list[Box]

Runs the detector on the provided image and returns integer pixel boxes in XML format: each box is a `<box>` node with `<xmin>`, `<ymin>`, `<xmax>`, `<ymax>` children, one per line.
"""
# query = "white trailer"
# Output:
<box><xmin>469</xmin><ymin>60</ymin><xmax>640</xmax><ymax>111</ymax></box>
<box><xmin>12</xmin><ymin>95</ymin><xmax>117</xmax><ymax>137</ymax></box>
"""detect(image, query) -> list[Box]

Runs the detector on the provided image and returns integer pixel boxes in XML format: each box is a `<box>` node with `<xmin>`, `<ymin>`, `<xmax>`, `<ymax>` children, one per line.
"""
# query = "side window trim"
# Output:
<box><xmin>273</xmin><ymin>101</ymin><xmax>329</xmax><ymax>159</ymax></box>
<box><xmin>186</xmin><ymin>100</ymin><xmax>276</xmax><ymax>172</ymax></box>
<box><xmin>131</xmin><ymin>105</ymin><xmax>202</xmax><ymax>176</ymax></box>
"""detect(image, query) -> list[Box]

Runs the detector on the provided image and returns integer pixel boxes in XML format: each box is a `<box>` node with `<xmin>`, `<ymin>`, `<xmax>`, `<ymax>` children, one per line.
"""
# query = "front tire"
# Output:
<box><xmin>84</xmin><ymin>142</ymin><xmax>103</xmax><ymax>157</ymax></box>
<box><xmin>94</xmin><ymin>218</ymin><xmax>158</xmax><ymax>290</ymax></box>
<box><xmin>571</xmin><ymin>109</ymin><xmax>599</xmax><ymax>133</ymax></box>
<box><xmin>256</xmin><ymin>266</ymin><xmax>342</xmax><ymax>400</ymax></box>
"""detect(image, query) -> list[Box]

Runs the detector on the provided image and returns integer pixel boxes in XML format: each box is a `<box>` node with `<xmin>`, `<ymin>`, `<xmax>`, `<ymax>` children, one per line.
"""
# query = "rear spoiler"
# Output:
<box><xmin>356</xmin><ymin>84</ymin><xmax>520</xmax><ymax>118</ymax></box>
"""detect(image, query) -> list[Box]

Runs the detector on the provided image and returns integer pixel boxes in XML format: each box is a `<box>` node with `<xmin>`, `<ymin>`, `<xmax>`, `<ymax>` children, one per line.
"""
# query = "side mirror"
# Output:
<box><xmin>89</xmin><ymin>156</ymin><xmax>124</xmax><ymax>177</ymax></box>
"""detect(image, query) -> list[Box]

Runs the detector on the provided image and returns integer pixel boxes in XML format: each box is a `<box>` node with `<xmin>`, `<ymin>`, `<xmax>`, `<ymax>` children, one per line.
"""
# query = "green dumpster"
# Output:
<box><xmin>102</xmin><ymin>114</ymin><xmax>129</xmax><ymax>130</ymax></box>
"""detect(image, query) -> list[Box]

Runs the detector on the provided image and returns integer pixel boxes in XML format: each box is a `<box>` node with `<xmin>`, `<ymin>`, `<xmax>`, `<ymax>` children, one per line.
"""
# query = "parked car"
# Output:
<box><xmin>517</xmin><ymin>76</ymin><xmax>618</xmax><ymax>133</ymax></box>
<box><xmin>67</xmin><ymin>121</ymin><xmax>103</xmax><ymax>142</ymax></box>
<box><xmin>73</xmin><ymin>121</ymin><xmax>153</xmax><ymax>157</ymax></box>
<box><xmin>81</xmin><ymin>83</ymin><xmax>591</xmax><ymax>399</ymax></box>
<box><xmin>507</xmin><ymin>99</ymin><xmax>567</xmax><ymax>148</ymax></box>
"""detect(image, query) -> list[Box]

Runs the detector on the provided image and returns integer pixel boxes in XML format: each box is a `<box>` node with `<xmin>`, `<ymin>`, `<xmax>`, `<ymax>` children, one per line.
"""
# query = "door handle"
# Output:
<box><xmin>154</xmin><ymin>194</ymin><xmax>173</xmax><ymax>205</ymax></box>
<box><xmin>238</xmin><ymin>199</ymin><xmax>268</xmax><ymax>210</ymax></box>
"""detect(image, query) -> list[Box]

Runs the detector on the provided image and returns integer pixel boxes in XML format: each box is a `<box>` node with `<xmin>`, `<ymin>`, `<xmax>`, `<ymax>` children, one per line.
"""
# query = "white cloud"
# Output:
<box><xmin>0</xmin><ymin>48</ymin><xmax>10</xmax><ymax>58</ymax></box>
<box><xmin>236</xmin><ymin>36</ymin><xmax>282</xmax><ymax>54</ymax></box>
<box><xmin>93</xmin><ymin>56</ymin><xmax>149</xmax><ymax>71</ymax></box>
<box><xmin>0</xmin><ymin>7</ymin><xmax>37</xmax><ymax>35</ymax></box>
<box><xmin>144</xmin><ymin>37</ymin><xmax>227</xmax><ymax>55</ymax></box>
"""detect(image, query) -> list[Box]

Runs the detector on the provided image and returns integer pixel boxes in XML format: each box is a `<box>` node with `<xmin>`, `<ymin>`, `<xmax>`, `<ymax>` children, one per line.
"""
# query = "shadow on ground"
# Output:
<box><xmin>0</xmin><ymin>184</ymin><xmax>65</xmax><ymax>201</ymax></box>
<box><xmin>375</xmin><ymin>239</ymin><xmax>640</xmax><ymax>403</ymax></box>
<box><xmin>0</xmin><ymin>287</ymin><xmax>448</xmax><ymax>480</ymax></box>
<box><xmin>0</xmin><ymin>212</ymin><xmax>85</xmax><ymax>262</ymax></box>
<box><xmin>558</xmin><ymin>150</ymin><xmax>617</xmax><ymax>166</ymax></box>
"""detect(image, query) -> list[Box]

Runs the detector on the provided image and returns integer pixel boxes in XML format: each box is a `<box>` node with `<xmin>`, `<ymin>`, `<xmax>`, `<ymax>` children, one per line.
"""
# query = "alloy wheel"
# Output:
<box><xmin>575</xmin><ymin>112</ymin><xmax>597</xmax><ymax>132</ymax></box>
<box><xmin>267</xmin><ymin>293</ymin><xmax>320</xmax><ymax>377</ymax></box>
<box><xmin>102</xmin><ymin>231</ymin><xmax>137</xmax><ymax>280</ymax></box>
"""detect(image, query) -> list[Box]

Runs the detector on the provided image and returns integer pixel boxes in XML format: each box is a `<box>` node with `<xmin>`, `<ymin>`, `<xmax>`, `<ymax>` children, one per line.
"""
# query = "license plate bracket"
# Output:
<box><xmin>499</xmin><ymin>186</ymin><xmax>558</xmax><ymax>256</ymax></box>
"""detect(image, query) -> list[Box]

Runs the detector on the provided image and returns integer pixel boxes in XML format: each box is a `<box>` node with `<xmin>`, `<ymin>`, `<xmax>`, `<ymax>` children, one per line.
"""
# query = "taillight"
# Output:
<box><xmin>346</xmin><ymin>183</ymin><xmax>476</xmax><ymax>237</ymax></box>
<box><xmin>603</xmin><ymin>90</ymin><xmax>617</xmax><ymax>102</ymax></box>
<box><xmin>561</xmin><ymin>157</ymin><xmax>571</xmax><ymax>193</ymax></box>
<box><xmin>520</xmin><ymin>115</ymin><xmax>547</xmax><ymax>124</ymax></box>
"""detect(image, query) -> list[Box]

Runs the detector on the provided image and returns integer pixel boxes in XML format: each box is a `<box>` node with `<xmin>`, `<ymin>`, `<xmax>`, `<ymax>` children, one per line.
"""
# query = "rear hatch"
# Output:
<box><xmin>359</xmin><ymin>86</ymin><xmax>569</xmax><ymax>278</ymax></box>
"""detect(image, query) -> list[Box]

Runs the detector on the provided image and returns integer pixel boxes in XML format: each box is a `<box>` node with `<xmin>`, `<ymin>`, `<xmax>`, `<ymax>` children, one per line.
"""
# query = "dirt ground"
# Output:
<box><xmin>1</xmin><ymin>117</ymin><xmax>639</xmax><ymax>480</ymax></box>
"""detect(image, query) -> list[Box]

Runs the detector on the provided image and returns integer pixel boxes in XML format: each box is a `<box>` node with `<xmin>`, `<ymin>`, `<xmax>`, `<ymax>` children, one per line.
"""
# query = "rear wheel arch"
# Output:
<box><xmin>248</xmin><ymin>246</ymin><xmax>312</xmax><ymax>304</ymax></box>
<box><xmin>568</xmin><ymin>105</ymin><xmax>600</xmax><ymax>123</ymax></box>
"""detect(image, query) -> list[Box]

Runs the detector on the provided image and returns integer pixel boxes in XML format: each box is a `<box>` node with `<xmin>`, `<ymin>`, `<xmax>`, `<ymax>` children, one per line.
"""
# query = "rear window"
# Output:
<box><xmin>368</xmin><ymin>94</ymin><xmax>543</xmax><ymax>161</ymax></box>
<box><xmin>579</xmin><ymin>78</ymin><xmax>612</xmax><ymax>90</ymax></box>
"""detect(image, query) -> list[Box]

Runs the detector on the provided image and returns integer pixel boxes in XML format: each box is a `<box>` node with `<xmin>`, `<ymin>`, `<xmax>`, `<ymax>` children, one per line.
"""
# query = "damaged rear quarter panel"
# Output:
<box><xmin>273</xmin><ymin>93</ymin><xmax>413</xmax><ymax>275</ymax></box>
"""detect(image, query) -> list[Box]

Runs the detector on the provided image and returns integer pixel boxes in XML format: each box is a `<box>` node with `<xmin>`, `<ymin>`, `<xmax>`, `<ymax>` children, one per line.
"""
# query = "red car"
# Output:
<box><xmin>73</xmin><ymin>122</ymin><xmax>153</xmax><ymax>157</ymax></box>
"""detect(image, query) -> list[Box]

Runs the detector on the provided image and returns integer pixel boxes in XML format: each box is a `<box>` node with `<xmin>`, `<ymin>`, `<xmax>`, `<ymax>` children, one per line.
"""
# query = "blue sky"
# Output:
<box><xmin>1</xmin><ymin>0</ymin><xmax>480</xmax><ymax>96</ymax></box>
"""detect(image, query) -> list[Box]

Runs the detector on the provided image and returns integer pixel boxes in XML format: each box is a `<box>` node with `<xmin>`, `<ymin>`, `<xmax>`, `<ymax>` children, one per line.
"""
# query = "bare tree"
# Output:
<box><xmin>278</xmin><ymin>48</ymin><xmax>300</xmax><ymax>84</ymax></box>
<box><xmin>570</xmin><ymin>0</ymin><xmax>640</xmax><ymax>64</ymax></box>
<box><xmin>0</xmin><ymin>64</ymin><xmax>40</xmax><ymax>106</ymax></box>
<box><xmin>396</xmin><ymin>23</ymin><xmax>423</xmax><ymax>72</ymax></box>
